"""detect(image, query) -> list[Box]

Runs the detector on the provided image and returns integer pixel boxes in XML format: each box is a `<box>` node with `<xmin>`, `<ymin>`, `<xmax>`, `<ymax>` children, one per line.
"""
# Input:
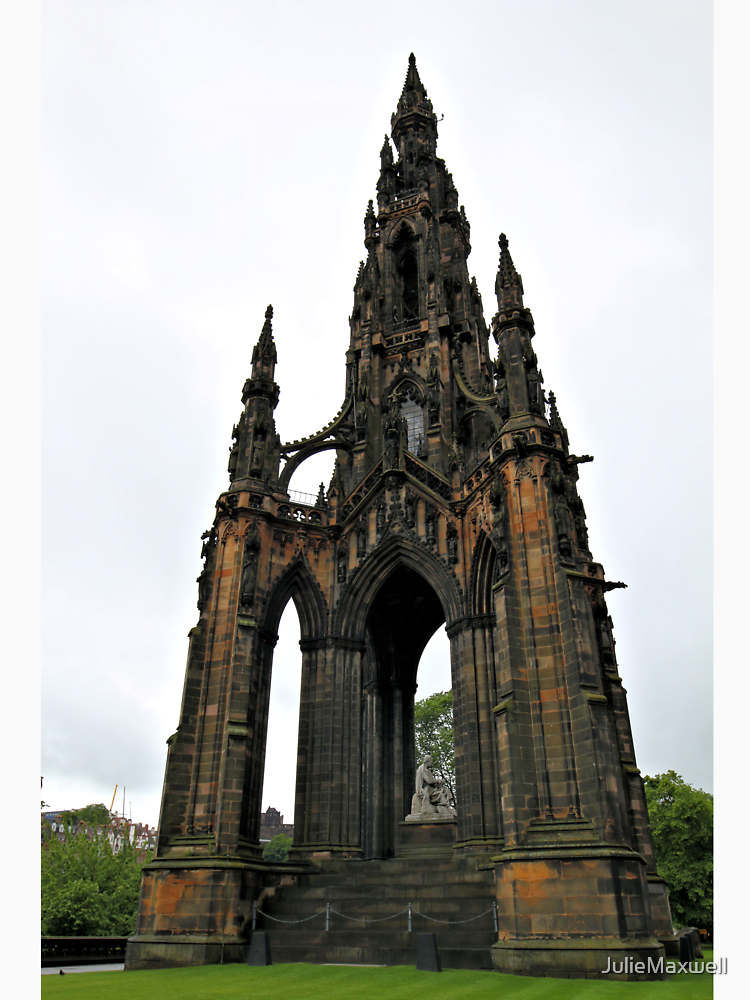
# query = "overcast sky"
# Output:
<box><xmin>38</xmin><ymin>0</ymin><xmax>716</xmax><ymax>829</ymax></box>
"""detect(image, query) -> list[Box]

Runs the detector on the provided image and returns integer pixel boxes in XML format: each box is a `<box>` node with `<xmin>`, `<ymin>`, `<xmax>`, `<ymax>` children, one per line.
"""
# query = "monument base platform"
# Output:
<box><xmin>397</xmin><ymin>819</ymin><xmax>456</xmax><ymax>857</ymax></box>
<box><xmin>125</xmin><ymin>934</ymin><xmax>248</xmax><ymax>970</ymax></box>
<box><xmin>491</xmin><ymin>936</ymin><xmax>668</xmax><ymax>980</ymax></box>
<box><xmin>490</xmin><ymin>818</ymin><xmax>668</xmax><ymax>980</ymax></box>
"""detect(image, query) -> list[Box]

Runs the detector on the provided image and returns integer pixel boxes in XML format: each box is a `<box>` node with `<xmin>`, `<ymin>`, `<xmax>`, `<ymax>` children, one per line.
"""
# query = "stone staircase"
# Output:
<box><xmin>255</xmin><ymin>855</ymin><xmax>498</xmax><ymax>969</ymax></box>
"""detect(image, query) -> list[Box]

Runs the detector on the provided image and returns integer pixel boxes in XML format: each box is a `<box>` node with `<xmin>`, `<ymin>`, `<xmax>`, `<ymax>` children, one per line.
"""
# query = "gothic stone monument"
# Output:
<box><xmin>126</xmin><ymin>55</ymin><xmax>674</xmax><ymax>978</ymax></box>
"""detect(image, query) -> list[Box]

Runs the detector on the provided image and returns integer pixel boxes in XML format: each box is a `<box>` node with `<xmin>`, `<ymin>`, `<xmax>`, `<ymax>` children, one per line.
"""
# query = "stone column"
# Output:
<box><xmin>449</xmin><ymin>617</ymin><xmax>502</xmax><ymax>850</ymax></box>
<box><xmin>294</xmin><ymin>639</ymin><xmax>364</xmax><ymax>856</ymax></box>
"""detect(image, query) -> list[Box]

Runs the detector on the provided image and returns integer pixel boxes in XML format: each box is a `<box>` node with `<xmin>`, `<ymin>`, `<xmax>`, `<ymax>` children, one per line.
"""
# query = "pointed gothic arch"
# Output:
<box><xmin>468</xmin><ymin>528</ymin><xmax>498</xmax><ymax>616</ymax></box>
<box><xmin>263</xmin><ymin>554</ymin><xmax>329</xmax><ymax>641</ymax></box>
<box><xmin>333</xmin><ymin>533</ymin><xmax>464</xmax><ymax>641</ymax></box>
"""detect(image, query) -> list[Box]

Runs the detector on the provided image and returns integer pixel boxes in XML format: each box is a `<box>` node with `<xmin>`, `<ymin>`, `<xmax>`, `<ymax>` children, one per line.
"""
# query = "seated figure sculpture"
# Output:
<box><xmin>405</xmin><ymin>754</ymin><xmax>456</xmax><ymax>821</ymax></box>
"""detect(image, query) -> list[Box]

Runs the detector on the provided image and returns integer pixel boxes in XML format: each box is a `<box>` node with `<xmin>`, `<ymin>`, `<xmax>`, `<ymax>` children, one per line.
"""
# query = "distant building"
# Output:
<box><xmin>259</xmin><ymin>806</ymin><xmax>293</xmax><ymax>844</ymax></box>
<box><xmin>41</xmin><ymin>809</ymin><xmax>158</xmax><ymax>854</ymax></box>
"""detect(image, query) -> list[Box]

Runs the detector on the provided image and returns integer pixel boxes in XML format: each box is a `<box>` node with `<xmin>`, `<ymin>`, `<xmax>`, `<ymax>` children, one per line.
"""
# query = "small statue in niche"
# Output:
<box><xmin>383</xmin><ymin>405</ymin><xmax>401</xmax><ymax>469</ymax></box>
<box><xmin>489</xmin><ymin>469</ymin><xmax>507</xmax><ymax>509</ymax></box>
<box><xmin>428</xmin><ymin>390</ymin><xmax>440</xmax><ymax>427</ymax></box>
<box><xmin>427</xmin><ymin>351</ymin><xmax>440</xmax><ymax>386</ymax></box>
<box><xmin>528</xmin><ymin>374</ymin><xmax>540</xmax><ymax>414</ymax></box>
<box><xmin>240</xmin><ymin>528</ymin><xmax>261</xmax><ymax>609</ymax></box>
<box><xmin>446</xmin><ymin>522</ymin><xmax>459</xmax><ymax>563</ymax></box>
<box><xmin>250</xmin><ymin>429</ymin><xmax>266</xmax><ymax>478</ymax></box>
<box><xmin>228</xmin><ymin>437</ymin><xmax>239</xmax><ymax>481</ymax></box>
<box><xmin>355</xmin><ymin>404</ymin><xmax>368</xmax><ymax>443</ymax></box>
<box><xmin>600</xmin><ymin>621</ymin><xmax>616</xmax><ymax>667</ymax></box>
<box><xmin>404</xmin><ymin>491</ymin><xmax>417</xmax><ymax>529</ymax></box>
<box><xmin>427</xmin><ymin>352</ymin><xmax>441</xmax><ymax>425</ymax></box>
<box><xmin>553</xmin><ymin>495</ymin><xmax>575</xmax><ymax>561</ymax></box>
<box><xmin>375</xmin><ymin>500</ymin><xmax>387</xmax><ymax>541</ymax></box>
<box><xmin>200</xmin><ymin>528</ymin><xmax>215</xmax><ymax>561</ymax></box>
<box><xmin>450</xmin><ymin>433</ymin><xmax>464</xmax><ymax>475</ymax></box>
<box><xmin>425</xmin><ymin>507</ymin><xmax>437</xmax><ymax>546</ymax></box>
<box><xmin>356</xmin><ymin>518</ymin><xmax>367</xmax><ymax>558</ymax></box>
<box><xmin>196</xmin><ymin>567</ymin><xmax>208</xmax><ymax>611</ymax></box>
<box><xmin>197</xmin><ymin>527</ymin><xmax>216</xmax><ymax>610</ymax></box>
<box><xmin>512</xmin><ymin>433</ymin><xmax>528</xmax><ymax>458</ymax></box>
<box><xmin>549</xmin><ymin>461</ymin><xmax>567</xmax><ymax>496</ymax></box>
<box><xmin>228</xmin><ymin>414</ymin><xmax>245</xmax><ymax>480</ymax></box>
<box><xmin>337</xmin><ymin>546</ymin><xmax>348</xmax><ymax>583</ymax></box>
<box><xmin>491</xmin><ymin>512</ymin><xmax>509</xmax><ymax>574</ymax></box>
<box><xmin>405</xmin><ymin>755</ymin><xmax>456</xmax><ymax>821</ymax></box>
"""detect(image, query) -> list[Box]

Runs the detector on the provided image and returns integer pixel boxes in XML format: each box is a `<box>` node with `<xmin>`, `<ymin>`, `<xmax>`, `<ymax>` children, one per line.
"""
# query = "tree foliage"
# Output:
<box><xmin>262</xmin><ymin>833</ymin><xmax>292</xmax><ymax>862</ymax></box>
<box><xmin>414</xmin><ymin>690</ymin><xmax>454</xmax><ymax>801</ymax></box>
<box><xmin>60</xmin><ymin>803</ymin><xmax>112</xmax><ymax>827</ymax></box>
<box><xmin>643</xmin><ymin>771</ymin><xmax>713</xmax><ymax>930</ymax></box>
<box><xmin>41</xmin><ymin>822</ymin><xmax>154</xmax><ymax>936</ymax></box>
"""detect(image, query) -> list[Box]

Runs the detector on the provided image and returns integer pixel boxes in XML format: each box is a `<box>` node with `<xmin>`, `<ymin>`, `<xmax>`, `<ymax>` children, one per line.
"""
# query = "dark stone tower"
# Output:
<box><xmin>127</xmin><ymin>55</ymin><xmax>674</xmax><ymax>978</ymax></box>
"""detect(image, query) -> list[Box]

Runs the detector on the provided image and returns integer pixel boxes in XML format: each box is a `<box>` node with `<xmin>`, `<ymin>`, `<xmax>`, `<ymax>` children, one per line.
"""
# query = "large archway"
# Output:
<box><xmin>260</xmin><ymin>603</ymin><xmax>302</xmax><ymax>843</ymax></box>
<box><xmin>361</xmin><ymin>565</ymin><xmax>446</xmax><ymax>858</ymax></box>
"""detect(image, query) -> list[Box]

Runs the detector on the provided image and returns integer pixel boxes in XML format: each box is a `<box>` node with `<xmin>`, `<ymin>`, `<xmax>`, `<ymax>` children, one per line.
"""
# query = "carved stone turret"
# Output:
<box><xmin>227</xmin><ymin>305</ymin><xmax>282</xmax><ymax>490</ymax></box>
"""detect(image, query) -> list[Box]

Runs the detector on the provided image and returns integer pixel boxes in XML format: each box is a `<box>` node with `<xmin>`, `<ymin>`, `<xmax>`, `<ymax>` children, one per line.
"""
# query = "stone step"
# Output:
<box><xmin>309</xmin><ymin>858</ymin><xmax>479</xmax><ymax>873</ymax></box>
<box><xmin>260</xmin><ymin>930</ymin><xmax>495</xmax><ymax>970</ymax></box>
<box><xmin>271</xmin><ymin>883</ymin><xmax>494</xmax><ymax>902</ymax></box>
<box><xmin>263</xmin><ymin>929</ymin><xmax>496</xmax><ymax>946</ymax></box>
<box><xmin>297</xmin><ymin>871</ymin><xmax>492</xmax><ymax>888</ymax></box>
<box><xmin>264</xmin><ymin>898</ymin><xmax>494</xmax><ymax>908</ymax></box>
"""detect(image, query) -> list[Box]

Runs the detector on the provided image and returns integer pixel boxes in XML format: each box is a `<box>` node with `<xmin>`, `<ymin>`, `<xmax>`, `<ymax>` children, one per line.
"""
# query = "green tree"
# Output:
<box><xmin>263</xmin><ymin>833</ymin><xmax>292</xmax><ymax>862</ymax></box>
<box><xmin>41</xmin><ymin>822</ymin><xmax>154</xmax><ymax>936</ymax></box>
<box><xmin>414</xmin><ymin>690</ymin><xmax>455</xmax><ymax>802</ymax></box>
<box><xmin>643</xmin><ymin>771</ymin><xmax>713</xmax><ymax>930</ymax></box>
<box><xmin>58</xmin><ymin>802</ymin><xmax>112</xmax><ymax>828</ymax></box>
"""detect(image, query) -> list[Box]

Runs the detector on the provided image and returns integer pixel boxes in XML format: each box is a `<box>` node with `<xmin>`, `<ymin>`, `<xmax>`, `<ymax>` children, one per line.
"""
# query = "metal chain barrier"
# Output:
<box><xmin>253</xmin><ymin>900</ymin><xmax>498</xmax><ymax>931</ymax></box>
<box><xmin>411</xmin><ymin>906</ymin><xmax>495</xmax><ymax>924</ymax></box>
<box><xmin>256</xmin><ymin>909</ymin><xmax>327</xmax><ymax>924</ymax></box>
<box><xmin>328</xmin><ymin>907</ymin><xmax>410</xmax><ymax>923</ymax></box>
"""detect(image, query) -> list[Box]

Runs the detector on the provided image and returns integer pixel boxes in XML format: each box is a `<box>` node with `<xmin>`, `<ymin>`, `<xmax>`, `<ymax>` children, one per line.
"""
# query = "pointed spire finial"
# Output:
<box><xmin>391</xmin><ymin>53</ymin><xmax>436</xmax><ymax>143</ymax></box>
<box><xmin>548</xmin><ymin>392</ymin><xmax>569</xmax><ymax>447</ymax></box>
<box><xmin>252</xmin><ymin>303</ymin><xmax>277</xmax><ymax>367</ymax></box>
<box><xmin>401</xmin><ymin>52</ymin><xmax>425</xmax><ymax>96</ymax></box>
<box><xmin>496</xmin><ymin>232</ymin><xmax>524</xmax><ymax>303</ymax></box>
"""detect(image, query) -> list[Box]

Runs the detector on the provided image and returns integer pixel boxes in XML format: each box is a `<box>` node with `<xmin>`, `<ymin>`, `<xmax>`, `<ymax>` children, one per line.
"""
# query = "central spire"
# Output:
<box><xmin>391</xmin><ymin>53</ymin><xmax>437</xmax><ymax>145</ymax></box>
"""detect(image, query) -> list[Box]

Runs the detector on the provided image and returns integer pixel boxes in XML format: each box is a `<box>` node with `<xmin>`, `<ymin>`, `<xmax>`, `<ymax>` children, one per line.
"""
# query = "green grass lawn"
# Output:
<box><xmin>42</xmin><ymin>952</ymin><xmax>715</xmax><ymax>1000</ymax></box>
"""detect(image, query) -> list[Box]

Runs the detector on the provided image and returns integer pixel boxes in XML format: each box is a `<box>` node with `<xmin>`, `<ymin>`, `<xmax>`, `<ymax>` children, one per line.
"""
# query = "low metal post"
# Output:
<box><xmin>326</xmin><ymin>902</ymin><xmax>330</xmax><ymax>932</ymax></box>
<box><xmin>493</xmin><ymin>901</ymin><xmax>498</xmax><ymax>933</ymax></box>
<box><xmin>252</xmin><ymin>901</ymin><xmax>257</xmax><ymax>931</ymax></box>
<box><xmin>408</xmin><ymin>902</ymin><xmax>412</xmax><ymax>932</ymax></box>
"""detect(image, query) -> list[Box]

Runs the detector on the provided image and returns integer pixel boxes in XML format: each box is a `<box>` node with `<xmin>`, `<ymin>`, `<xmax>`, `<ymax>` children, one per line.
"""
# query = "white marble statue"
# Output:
<box><xmin>405</xmin><ymin>754</ymin><xmax>456</xmax><ymax>821</ymax></box>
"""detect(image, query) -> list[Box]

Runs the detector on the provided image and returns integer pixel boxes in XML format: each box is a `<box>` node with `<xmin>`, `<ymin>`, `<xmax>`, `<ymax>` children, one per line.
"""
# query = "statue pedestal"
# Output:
<box><xmin>397</xmin><ymin>819</ymin><xmax>457</xmax><ymax>858</ymax></box>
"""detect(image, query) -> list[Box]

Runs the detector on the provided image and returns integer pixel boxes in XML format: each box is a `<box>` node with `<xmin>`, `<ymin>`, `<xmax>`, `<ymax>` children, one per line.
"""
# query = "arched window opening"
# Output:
<box><xmin>400</xmin><ymin>395</ymin><xmax>426</xmax><ymax>456</ymax></box>
<box><xmin>401</xmin><ymin>252</ymin><xmax>419</xmax><ymax>319</ymax></box>
<box><xmin>260</xmin><ymin>604</ymin><xmax>302</xmax><ymax>847</ymax></box>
